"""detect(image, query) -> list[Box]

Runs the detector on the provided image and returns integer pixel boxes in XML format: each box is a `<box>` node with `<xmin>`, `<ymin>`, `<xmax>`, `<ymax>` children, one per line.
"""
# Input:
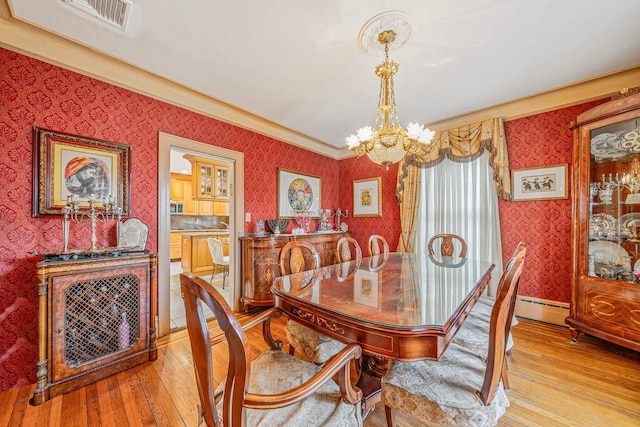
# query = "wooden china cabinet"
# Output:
<box><xmin>568</xmin><ymin>88</ymin><xmax>640</xmax><ymax>352</ymax></box>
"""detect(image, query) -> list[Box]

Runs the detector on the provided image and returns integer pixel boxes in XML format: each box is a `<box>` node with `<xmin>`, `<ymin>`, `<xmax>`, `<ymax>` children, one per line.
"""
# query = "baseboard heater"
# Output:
<box><xmin>514</xmin><ymin>296</ymin><xmax>569</xmax><ymax>327</ymax></box>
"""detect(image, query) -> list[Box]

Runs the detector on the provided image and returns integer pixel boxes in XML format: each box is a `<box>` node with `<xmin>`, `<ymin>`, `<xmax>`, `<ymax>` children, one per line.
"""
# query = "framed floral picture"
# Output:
<box><xmin>353</xmin><ymin>177</ymin><xmax>382</xmax><ymax>217</ymax></box>
<box><xmin>512</xmin><ymin>164</ymin><xmax>568</xmax><ymax>201</ymax></box>
<box><xmin>277</xmin><ymin>168</ymin><xmax>322</xmax><ymax>218</ymax></box>
<box><xmin>32</xmin><ymin>127</ymin><xmax>131</xmax><ymax>216</ymax></box>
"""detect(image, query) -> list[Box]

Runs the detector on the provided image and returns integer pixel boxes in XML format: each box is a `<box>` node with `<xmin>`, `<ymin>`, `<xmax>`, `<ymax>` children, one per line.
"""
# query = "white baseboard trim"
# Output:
<box><xmin>514</xmin><ymin>296</ymin><xmax>569</xmax><ymax>327</ymax></box>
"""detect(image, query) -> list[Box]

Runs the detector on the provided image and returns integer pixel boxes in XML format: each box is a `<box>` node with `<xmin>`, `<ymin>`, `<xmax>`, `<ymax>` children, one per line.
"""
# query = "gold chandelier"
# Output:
<box><xmin>346</xmin><ymin>29</ymin><xmax>434</xmax><ymax>170</ymax></box>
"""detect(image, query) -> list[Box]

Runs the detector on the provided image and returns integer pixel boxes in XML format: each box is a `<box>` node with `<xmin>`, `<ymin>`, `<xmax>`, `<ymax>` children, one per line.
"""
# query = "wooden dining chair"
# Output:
<box><xmin>280</xmin><ymin>241</ymin><xmax>346</xmax><ymax>364</ymax></box>
<box><xmin>451</xmin><ymin>242</ymin><xmax>526</xmax><ymax>389</ymax></box>
<box><xmin>427</xmin><ymin>233</ymin><xmax>467</xmax><ymax>258</ymax></box>
<box><xmin>381</xmin><ymin>242</ymin><xmax>526</xmax><ymax>427</ymax></box>
<box><xmin>180</xmin><ymin>273</ymin><xmax>364</xmax><ymax>427</ymax></box>
<box><xmin>368</xmin><ymin>234</ymin><xmax>389</xmax><ymax>257</ymax></box>
<box><xmin>336</xmin><ymin>236</ymin><xmax>362</xmax><ymax>263</ymax></box>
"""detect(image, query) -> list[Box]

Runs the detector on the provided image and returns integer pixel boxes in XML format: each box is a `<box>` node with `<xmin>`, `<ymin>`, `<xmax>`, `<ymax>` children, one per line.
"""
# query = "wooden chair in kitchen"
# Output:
<box><xmin>180</xmin><ymin>273</ymin><xmax>363</xmax><ymax>427</ymax></box>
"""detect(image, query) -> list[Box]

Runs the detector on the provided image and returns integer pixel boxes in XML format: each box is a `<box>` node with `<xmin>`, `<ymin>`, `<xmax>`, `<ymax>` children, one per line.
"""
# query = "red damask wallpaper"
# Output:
<box><xmin>0</xmin><ymin>45</ymin><xmax>609</xmax><ymax>392</ymax></box>
<box><xmin>0</xmin><ymin>48</ymin><xmax>348</xmax><ymax>391</ymax></box>
<box><xmin>501</xmin><ymin>101</ymin><xmax>604</xmax><ymax>302</ymax></box>
<box><xmin>338</xmin><ymin>159</ymin><xmax>401</xmax><ymax>253</ymax></box>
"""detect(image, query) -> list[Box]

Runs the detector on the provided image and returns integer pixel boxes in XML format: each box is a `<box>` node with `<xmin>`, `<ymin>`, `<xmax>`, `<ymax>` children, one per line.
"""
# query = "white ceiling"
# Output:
<box><xmin>8</xmin><ymin>0</ymin><xmax>640</xmax><ymax>151</ymax></box>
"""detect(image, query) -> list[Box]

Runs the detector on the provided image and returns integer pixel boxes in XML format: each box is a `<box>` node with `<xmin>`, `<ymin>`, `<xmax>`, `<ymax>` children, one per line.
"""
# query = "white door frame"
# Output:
<box><xmin>158</xmin><ymin>132</ymin><xmax>244</xmax><ymax>337</ymax></box>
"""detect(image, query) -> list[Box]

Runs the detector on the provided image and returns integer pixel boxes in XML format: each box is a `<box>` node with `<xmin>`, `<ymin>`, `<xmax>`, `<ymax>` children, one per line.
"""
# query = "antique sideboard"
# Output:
<box><xmin>239</xmin><ymin>232</ymin><xmax>349</xmax><ymax>312</ymax></box>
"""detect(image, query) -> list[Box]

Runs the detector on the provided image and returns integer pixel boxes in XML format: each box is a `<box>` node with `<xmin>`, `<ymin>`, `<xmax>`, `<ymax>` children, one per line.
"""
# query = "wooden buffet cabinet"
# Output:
<box><xmin>31</xmin><ymin>252</ymin><xmax>157</xmax><ymax>405</ymax></box>
<box><xmin>239</xmin><ymin>232</ymin><xmax>349</xmax><ymax>312</ymax></box>
<box><xmin>568</xmin><ymin>89</ymin><xmax>640</xmax><ymax>352</ymax></box>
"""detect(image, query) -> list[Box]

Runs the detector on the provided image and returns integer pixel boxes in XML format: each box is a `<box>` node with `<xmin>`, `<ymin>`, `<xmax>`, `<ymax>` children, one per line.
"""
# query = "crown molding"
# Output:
<box><xmin>2</xmin><ymin>1</ymin><xmax>639</xmax><ymax>162</ymax></box>
<box><xmin>0</xmin><ymin>1</ymin><xmax>338</xmax><ymax>159</ymax></box>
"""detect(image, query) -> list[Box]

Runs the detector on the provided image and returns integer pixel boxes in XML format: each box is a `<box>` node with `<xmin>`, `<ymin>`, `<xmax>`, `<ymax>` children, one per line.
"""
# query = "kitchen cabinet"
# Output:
<box><xmin>171</xmin><ymin>174</ymin><xmax>222</xmax><ymax>216</ymax></box>
<box><xmin>31</xmin><ymin>252</ymin><xmax>157</xmax><ymax>405</ymax></box>
<box><xmin>239</xmin><ymin>232</ymin><xmax>349</xmax><ymax>312</ymax></box>
<box><xmin>170</xmin><ymin>231</ymin><xmax>182</xmax><ymax>260</ymax></box>
<box><xmin>169</xmin><ymin>175</ymin><xmax>184</xmax><ymax>201</ymax></box>
<box><xmin>568</xmin><ymin>88</ymin><xmax>640</xmax><ymax>352</ymax></box>
<box><xmin>181</xmin><ymin>232</ymin><xmax>230</xmax><ymax>276</ymax></box>
<box><xmin>214</xmin><ymin>163</ymin><xmax>229</xmax><ymax>200</ymax></box>
<box><xmin>183</xmin><ymin>154</ymin><xmax>230</xmax><ymax>201</ymax></box>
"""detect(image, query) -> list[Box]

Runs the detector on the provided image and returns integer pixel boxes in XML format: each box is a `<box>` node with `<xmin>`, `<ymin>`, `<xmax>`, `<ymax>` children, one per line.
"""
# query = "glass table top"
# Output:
<box><xmin>272</xmin><ymin>253</ymin><xmax>495</xmax><ymax>330</ymax></box>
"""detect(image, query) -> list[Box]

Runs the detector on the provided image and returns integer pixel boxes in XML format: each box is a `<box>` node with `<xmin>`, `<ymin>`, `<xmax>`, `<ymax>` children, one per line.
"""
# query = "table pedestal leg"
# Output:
<box><xmin>357</xmin><ymin>354</ymin><xmax>393</xmax><ymax>419</ymax></box>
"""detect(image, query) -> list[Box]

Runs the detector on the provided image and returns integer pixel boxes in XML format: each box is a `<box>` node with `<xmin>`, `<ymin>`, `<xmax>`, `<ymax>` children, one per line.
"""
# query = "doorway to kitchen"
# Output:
<box><xmin>158</xmin><ymin>133</ymin><xmax>244</xmax><ymax>337</ymax></box>
<box><xmin>168</xmin><ymin>147</ymin><xmax>232</xmax><ymax>331</ymax></box>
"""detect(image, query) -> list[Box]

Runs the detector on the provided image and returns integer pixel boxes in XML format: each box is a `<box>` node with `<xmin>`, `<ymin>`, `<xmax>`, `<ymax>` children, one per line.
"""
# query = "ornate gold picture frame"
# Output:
<box><xmin>32</xmin><ymin>127</ymin><xmax>131</xmax><ymax>216</ymax></box>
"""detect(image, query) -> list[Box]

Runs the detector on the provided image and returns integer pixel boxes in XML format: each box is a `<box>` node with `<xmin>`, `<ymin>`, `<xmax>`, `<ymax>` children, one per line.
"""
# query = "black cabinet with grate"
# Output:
<box><xmin>31</xmin><ymin>253</ymin><xmax>157</xmax><ymax>405</ymax></box>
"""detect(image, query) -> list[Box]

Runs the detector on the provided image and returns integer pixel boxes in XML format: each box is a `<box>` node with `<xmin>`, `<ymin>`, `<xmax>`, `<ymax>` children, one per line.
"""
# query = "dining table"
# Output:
<box><xmin>271</xmin><ymin>252</ymin><xmax>495</xmax><ymax>414</ymax></box>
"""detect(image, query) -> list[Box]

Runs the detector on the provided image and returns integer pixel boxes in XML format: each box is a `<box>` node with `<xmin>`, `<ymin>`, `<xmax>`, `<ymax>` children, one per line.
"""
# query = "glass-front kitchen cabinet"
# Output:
<box><xmin>568</xmin><ymin>88</ymin><xmax>640</xmax><ymax>352</ymax></box>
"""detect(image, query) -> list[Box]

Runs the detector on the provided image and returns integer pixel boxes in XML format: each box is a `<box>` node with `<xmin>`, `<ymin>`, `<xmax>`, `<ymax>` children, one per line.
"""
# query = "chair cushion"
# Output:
<box><xmin>217</xmin><ymin>350</ymin><xmax>362</xmax><ymax>426</ymax></box>
<box><xmin>381</xmin><ymin>343</ymin><xmax>509</xmax><ymax>427</ymax></box>
<box><xmin>452</xmin><ymin>315</ymin><xmax>514</xmax><ymax>357</ymax></box>
<box><xmin>286</xmin><ymin>320</ymin><xmax>347</xmax><ymax>364</ymax></box>
<box><xmin>476</xmin><ymin>296</ymin><xmax>519</xmax><ymax>327</ymax></box>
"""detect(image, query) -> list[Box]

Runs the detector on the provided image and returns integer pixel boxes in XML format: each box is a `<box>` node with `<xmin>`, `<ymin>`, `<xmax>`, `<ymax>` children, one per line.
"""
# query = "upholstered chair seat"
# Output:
<box><xmin>285</xmin><ymin>321</ymin><xmax>347</xmax><ymax>364</ymax></box>
<box><xmin>382</xmin><ymin>343</ymin><xmax>510</xmax><ymax>427</ymax></box>
<box><xmin>215</xmin><ymin>350</ymin><xmax>362</xmax><ymax>426</ymax></box>
<box><xmin>181</xmin><ymin>273</ymin><xmax>364</xmax><ymax>427</ymax></box>
<box><xmin>452</xmin><ymin>312</ymin><xmax>515</xmax><ymax>357</ymax></box>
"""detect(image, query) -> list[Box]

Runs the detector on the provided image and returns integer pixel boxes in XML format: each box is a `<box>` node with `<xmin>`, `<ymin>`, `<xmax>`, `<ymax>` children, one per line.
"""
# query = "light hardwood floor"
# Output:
<box><xmin>2</xmin><ymin>314</ymin><xmax>639</xmax><ymax>426</ymax></box>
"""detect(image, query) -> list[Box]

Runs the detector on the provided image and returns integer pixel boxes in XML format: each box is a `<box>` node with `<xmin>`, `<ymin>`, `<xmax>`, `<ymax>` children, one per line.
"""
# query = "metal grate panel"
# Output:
<box><xmin>63</xmin><ymin>0</ymin><xmax>132</xmax><ymax>29</ymax></box>
<box><xmin>65</xmin><ymin>274</ymin><xmax>140</xmax><ymax>367</ymax></box>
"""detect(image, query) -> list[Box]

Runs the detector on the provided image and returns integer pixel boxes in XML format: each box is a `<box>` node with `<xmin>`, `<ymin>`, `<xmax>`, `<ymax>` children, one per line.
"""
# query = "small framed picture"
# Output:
<box><xmin>353</xmin><ymin>177</ymin><xmax>382</xmax><ymax>217</ymax></box>
<box><xmin>32</xmin><ymin>127</ymin><xmax>131</xmax><ymax>216</ymax></box>
<box><xmin>511</xmin><ymin>164</ymin><xmax>568</xmax><ymax>201</ymax></box>
<box><xmin>277</xmin><ymin>168</ymin><xmax>322</xmax><ymax>218</ymax></box>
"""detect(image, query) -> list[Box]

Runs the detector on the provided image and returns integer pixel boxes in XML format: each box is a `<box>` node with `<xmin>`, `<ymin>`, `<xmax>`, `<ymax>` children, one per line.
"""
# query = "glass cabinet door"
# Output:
<box><xmin>588</xmin><ymin>116</ymin><xmax>640</xmax><ymax>282</ymax></box>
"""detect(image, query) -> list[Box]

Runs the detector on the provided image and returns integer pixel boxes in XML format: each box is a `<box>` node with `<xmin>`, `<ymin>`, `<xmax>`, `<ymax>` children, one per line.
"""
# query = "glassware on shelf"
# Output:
<box><xmin>292</xmin><ymin>210</ymin><xmax>312</xmax><ymax>234</ymax></box>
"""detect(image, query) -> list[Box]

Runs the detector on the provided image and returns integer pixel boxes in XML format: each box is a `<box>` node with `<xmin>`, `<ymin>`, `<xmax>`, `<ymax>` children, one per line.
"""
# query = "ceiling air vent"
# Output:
<box><xmin>63</xmin><ymin>0</ymin><xmax>132</xmax><ymax>30</ymax></box>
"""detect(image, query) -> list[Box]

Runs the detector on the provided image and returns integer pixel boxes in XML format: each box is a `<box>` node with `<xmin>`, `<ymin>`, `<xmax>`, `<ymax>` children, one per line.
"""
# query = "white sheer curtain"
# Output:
<box><xmin>416</xmin><ymin>152</ymin><xmax>503</xmax><ymax>296</ymax></box>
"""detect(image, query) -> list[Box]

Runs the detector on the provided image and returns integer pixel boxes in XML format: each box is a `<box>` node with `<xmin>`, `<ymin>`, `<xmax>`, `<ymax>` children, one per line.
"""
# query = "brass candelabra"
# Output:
<box><xmin>62</xmin><ymin>194</ymin><xmax>122</xmax><ymax>252</ymax></box>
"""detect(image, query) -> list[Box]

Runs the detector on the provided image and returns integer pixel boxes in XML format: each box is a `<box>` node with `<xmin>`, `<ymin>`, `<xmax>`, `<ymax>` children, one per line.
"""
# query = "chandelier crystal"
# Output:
<box><xmin>346</xmin><ymin>29</ymin><xmax>434</xmax><ymax>170</ymax></box>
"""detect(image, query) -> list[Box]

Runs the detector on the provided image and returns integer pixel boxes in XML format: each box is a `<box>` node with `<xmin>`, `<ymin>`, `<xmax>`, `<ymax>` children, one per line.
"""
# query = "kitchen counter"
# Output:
<box><xmin>178</xmin><ymin>230</ymin><xmax>229</xmax><ymax>236</ymax></box>
<box><xmin>171</xmin><ymin>228</ymin><xmax>229</xmax><ymax>233</ymax></box>
<box><xmin>170</xmin><ymin>229</ymin><xmax>228</xmax><ymax>260</ymax></box>
<box><xmin>180</xmin><ymin>232</ymin><xmax>230</xmax><ymax>275</ymax></box>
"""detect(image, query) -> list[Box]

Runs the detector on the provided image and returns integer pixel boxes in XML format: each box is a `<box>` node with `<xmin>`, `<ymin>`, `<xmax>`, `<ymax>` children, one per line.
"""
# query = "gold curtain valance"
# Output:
<box><xmin>397</xmin><ymin>118</ymin><xmax>512</xmax><ymax>202</ymax></box>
